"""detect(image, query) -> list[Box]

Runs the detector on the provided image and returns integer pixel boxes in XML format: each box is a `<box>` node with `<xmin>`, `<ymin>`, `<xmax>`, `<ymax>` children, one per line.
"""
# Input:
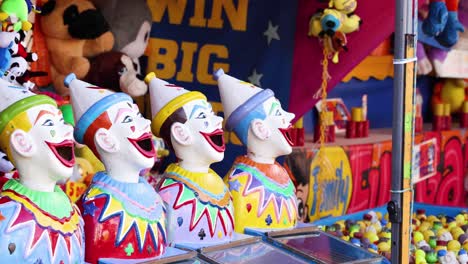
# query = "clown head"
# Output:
<box><xmin>0</xmin><ymin>79</ymin><xmax>75</xmax><ymax>191</ymax></box>
<box><xmin>65</xmin><ymin>74</ymin><xmax>155</xmax><ymax>183</ymax></box>
<box><xmin>146</xmin><ymin>73</ymin><xmax>225</xmax><ymax>172</ymax></box>
<box><xmin>214</xmin><ymin>69</ymin><xmax>295</xmax><ymax>164</ymax></box>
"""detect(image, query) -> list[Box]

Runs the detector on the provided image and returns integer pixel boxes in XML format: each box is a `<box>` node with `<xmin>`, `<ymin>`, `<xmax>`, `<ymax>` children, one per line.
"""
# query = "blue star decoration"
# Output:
<box><xmin>229</xmin><ymin>179</ymin><xmax>241</xmax><ymax>192</ymax></box>
<box><xmin>83</xmin><ymin>201</ymin><xmax>98</xmax><ymax>217</ymax></box>
<box><xmin>265</xmin><ymin>214</ymin><xmax>272</xmax><ymax>226</ymax></box>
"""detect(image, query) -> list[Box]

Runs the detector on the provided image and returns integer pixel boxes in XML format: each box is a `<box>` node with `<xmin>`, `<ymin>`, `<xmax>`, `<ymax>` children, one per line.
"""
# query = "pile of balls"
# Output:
<box><xmin>320</xmin><ymin>209</ymin><xmax>468</xmax><ymax>263</ymax></box>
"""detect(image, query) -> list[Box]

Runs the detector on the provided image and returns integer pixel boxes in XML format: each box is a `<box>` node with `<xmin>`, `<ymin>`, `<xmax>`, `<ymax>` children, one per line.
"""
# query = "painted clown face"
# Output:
<box><xmin>260</xmin><ymin>97</ymin><xmax>295</xmax><ymax>157</ymax></box>
<box><xmin>23</xmin><ymin>104</ymin><xmax>75</xmax><ymax>181</ymax></box>
<box><xmin>182</xmin><ymin>99</ymin><xmax>225</xmax><ymax>163</ymax></box>
<box><xmin>106</xmin><ymin>101</ymin><xmax>155</xmax><ymax>169</ymax></box>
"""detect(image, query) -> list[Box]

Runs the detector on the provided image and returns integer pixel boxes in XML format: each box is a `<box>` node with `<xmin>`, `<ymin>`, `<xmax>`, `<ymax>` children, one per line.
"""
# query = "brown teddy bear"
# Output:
<box><xmin>85</xmin><ymin>51</ymin><xmax>147</xmax><ymax>97</ymax></box>
<box><xmin>39</xmin><ymin>0</ymin><xmax>114</xmax><ymax>96</ymax></box>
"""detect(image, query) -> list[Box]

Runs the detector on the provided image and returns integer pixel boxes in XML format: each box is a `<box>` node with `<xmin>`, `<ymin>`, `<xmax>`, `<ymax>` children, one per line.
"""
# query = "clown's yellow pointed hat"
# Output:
<box><xmin>145</xmin><ymin>72</ymin><xmax>206</xmax><ymax>137</ymax></box>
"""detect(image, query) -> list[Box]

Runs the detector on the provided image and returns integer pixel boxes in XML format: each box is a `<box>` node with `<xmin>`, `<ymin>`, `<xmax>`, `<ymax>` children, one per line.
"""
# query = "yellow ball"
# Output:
<box><xmin>447</xmin><ymin>240</ymin><xmax>461</xmax><ymax>252</ymax></box>
<box><xmin>364</xmin><ymin>231</ymin><xmax>379</xmax><ymax>244</ymax></box>
<box><xmin>423</xmin><ymin>230</ymin><xmax>435</xmax><ymax>242</ymax></box>
<box><xmin>419</xmin><ymin>221</ymin><xmax>431</xmax><ymax>232</ymax></box>
<box><xmin>413</xmin><ymin>231</ymin><xmax>424</xmax><ymax>243</ymax></box>
<box><xmin>446</xmin><ymin>221</ymin><xmax>457</xmax><ymax>231</ymax></box>
<box><xmin>415</xmin><ymin>249</ymin><xmax>426</xmax><ymax>258</ymax></box>
<box><xmin>378</xmin><ymin>242</ymin><xmax>390</xmax><ymax>253</ymax></box>
<box><xmin>427</xmin><ymin>215</ymin><xmax>438</xmax><ymax>223</ymax></box>
<box><xmin>335</xmin><ymin>220</ymin><xmax>346</xmax><ymax>230</ymax></box>
<box><xmin>415</xmin><ymin>255</ymin><xmax>427</xmax><ymax>264</ymax></box>
<box><xmin>456</xmin><ymin>214</ymin><xmax>466</xmax><ymax>225</ymax></box>
<box><xmin>341</xmin><ymin>235</ymin><xmax>350</xmax><ymax>241</ymax></box>
<box><xmin>463</xmin><ymin>242</ymin><xmax>468</xmax><ymax>251</ymax></box>
<box><xmin>450</xmin><ymin>227</ymin><xmax>464</xmax><ymax>240</ymax></box>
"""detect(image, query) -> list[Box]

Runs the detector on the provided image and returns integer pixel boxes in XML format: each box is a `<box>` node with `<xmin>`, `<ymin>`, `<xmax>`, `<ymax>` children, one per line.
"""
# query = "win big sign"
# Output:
<box><xmin>147</xmin><ymin>0</ymin><xmax>249</xmax><ymax>85</ymax></box>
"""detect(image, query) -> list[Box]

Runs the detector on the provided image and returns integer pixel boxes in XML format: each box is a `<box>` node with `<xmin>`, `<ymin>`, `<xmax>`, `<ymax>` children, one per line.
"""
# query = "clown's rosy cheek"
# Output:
<box><xmin>130</xmin><ymin>126</ymin><xmax>135</xmax><ymax>132</ymax></box>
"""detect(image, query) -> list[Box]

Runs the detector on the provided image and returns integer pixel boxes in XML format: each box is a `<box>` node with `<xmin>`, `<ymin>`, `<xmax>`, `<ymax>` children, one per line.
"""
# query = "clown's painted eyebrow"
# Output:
<box><xmin>189</xmin><ymin>104</ymin><xmax>209</xmax><ymax>119</ymax></box>
<box><xmin>34</xmin><ymin>110</ymin><xmax>55</xmax><ymax>125</ymax></box>
<box><xmin>114</xmin><ymin>108</ymin><xmax>132</xmax><ymax>123</ymax></box>
<box><xmin>268</xmin><ymin>102</ymin><xmax>280</xmax><ymax>115</ymax></box>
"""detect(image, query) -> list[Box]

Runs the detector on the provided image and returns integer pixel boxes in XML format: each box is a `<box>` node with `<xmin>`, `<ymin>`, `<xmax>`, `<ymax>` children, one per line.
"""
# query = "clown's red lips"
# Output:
<box><xmin>200</xmin><ymin>129</ymin><xmax>225</xmax><ymax>152</ymax></box>
<box><xmin>128</xmin><ymin>132</ymin><xmax>155</xmax><ymax>158</ymax></box>
<box><xmin>46</xmin><ymin>140</ymin><xmax>75</xmax><ymax>167</ymax></box>
<box><xmin>279</xmin><ymin>126</ymin><xmax>294</xmax><ymax>146</ymax></box>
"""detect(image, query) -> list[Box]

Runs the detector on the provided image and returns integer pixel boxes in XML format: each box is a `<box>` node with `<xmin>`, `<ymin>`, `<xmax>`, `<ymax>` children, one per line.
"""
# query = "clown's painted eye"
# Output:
<box><xmin>274</xmin><ymin>109</ymin><xmax>282</xmax><ymax>116</ymax></box>
<box><xmin>122</xmin><ymin>116</ymin><xmax>133</xmax><ymax>123</ymax></box>
<box><xmin>196</xmin><ymin>112</ymin><xmax>206</xmax><ymax>119</ymax></box>
<box><xmin>42</xmin><ymin>119</ymin><xmax>54</xmax><ymax>126</ymax></box>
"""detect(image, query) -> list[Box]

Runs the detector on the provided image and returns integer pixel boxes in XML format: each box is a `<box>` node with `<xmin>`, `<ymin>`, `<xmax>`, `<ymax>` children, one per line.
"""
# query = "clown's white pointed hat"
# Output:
<box><xmin>144</xmin><ymin>72</ymin><xmax>206</xmax><ymax>137</ymax></box>
<box><xmin>213</xmin><ymin>68</ymin><xmax>274</xmax><ymax>131</ymax></box>
<box><xmin>0</xmin><ymin>78</ymin><xmax>56</xmax><ymax>134</ymax></box>
<box><xmin>64</xmin><ymin>73</ymin><xmax>132</xmax><ymax>144</ymax></box>
<box><xmin>0</xmin><ymin>78</ymin><xmax>56</xmax><ymax>160</ymax></box>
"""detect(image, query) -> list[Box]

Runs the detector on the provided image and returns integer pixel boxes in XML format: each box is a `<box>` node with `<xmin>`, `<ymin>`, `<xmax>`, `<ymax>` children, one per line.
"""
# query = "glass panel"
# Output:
<box><xmin>204</xmin><ymin>241</ymin><xmax>310</xmax><ymax>264</ymax></box>
<box><xmin>275</xmin><ymin>232</ymin><xmax>382</xmax><ymax>263</ymax></box>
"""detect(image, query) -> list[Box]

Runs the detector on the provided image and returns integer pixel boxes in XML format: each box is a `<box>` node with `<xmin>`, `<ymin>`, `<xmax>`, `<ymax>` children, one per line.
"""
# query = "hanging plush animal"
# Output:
<box><xmin>320</xmin><ymin>8</ymin><xmax>361</xmax><ymax>36</ymax></box>
<box><xmin>329</xmin><ymin>0</ymin><xmax>358</xmax><ymax>15</ymax></box>
<box><xmin>422</xmin><ymin>0</ymin><xmax>464</xmax><ymax>47</ymax></box>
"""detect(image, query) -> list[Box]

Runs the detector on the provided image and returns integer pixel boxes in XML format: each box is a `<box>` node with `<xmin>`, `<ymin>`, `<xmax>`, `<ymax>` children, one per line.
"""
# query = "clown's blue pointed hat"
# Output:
<box><xmin>214</xmin><ymin>68</ymin><xmax>274</xmax><ymax>132</ymax></box>
<box><xmin>64</xmin><ymin>73</ymin><xmax>132</xmax><ymax>144</ymax></box>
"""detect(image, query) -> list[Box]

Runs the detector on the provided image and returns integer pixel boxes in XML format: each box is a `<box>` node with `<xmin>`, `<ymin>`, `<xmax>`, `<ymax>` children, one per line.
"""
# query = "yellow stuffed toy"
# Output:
<box><xmin>329</xmin><ymin>0</ymin><xmax>358</xmax><ymax>15</ymax></box>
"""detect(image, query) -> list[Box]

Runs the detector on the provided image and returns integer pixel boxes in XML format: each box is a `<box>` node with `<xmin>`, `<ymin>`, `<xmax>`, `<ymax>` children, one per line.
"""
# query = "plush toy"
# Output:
<box><xmin>9</xmin><ymin>30</ymin><xmax>38</xmax><ymax>62</ymax></box>
<box><xmin>328</xmin><ymin>0</ymin><xmax>358</xmax><ymax>15</ymax></box>
<box><xmin>0</xmin><ymin>42</ymin><xmax>12</xmax><ymax>75</ymax></box>
<box><xmin>423</xmin><ymin>0</ymin><xmax>464</xmax><ymax>47</ymax></box>
<box><xmin>3</xmin><ymin>55</ymin><xmax>47</xmax><ymax>90</ymax></box>
<box><xmin>85</xmin><ymin>51</ymin><xmax>147</xmax><ymax>97</ymax></box>
<box><xmin>432</xmin><ymin>78</ymin><xmax>466</xmax><ymax>113</ymax></box>
<box><xmin>320</xmin><ymin>8</ymin><xmax>361</xmax><ymax>36</ymax></box>
<box><xmin>0</xmin><ymin>0</ymin><xmax>32</xmax><ymax>32</ymax></box>
<box><xmin>39</xmin><ymin>0</ymin><xmax>114</xmax><ymax>96</ymax></box>
<box><xmin>308</xmin><ymin>1</ymin><xmax>361</xmax><ymax>64</ymax></box>
<box><xmin>92</xmin><ymin>0</ymin><xmax>152</xmax><ymax>74</ymax></box>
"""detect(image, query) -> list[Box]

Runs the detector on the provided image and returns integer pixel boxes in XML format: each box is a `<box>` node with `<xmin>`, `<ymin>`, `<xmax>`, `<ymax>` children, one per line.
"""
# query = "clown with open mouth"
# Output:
<box><xmin>214</xmin><ymin>69</ymin><xmax>298</xmax><ymax>233</ymax></box>
<box><xmin>64</xmin><ymin>74</ymin><xmax>166</xmax><ymax>263</ymax></box>
<box><xmin>0</xmin><ymin>79</ymin><xmax>84</xmax><ymax>263</ymax></box>
<box><xmin>146</xmin><ymin>73</ymin><xmax>234</xmax><ymax>246</ymax></box>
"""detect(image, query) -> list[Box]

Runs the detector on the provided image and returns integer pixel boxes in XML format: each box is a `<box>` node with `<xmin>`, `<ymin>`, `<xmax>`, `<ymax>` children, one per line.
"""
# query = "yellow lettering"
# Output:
<box><xmin>150</xmin><ymin>0</ymin><xmax>187</xmax><ymax>24</ymax></box>
<box><xmin>207</xmin><ymin>0</ymin><xmax>249</xmax><ymax>31</ymax></box>
<box><xmin>189</xmin><ymin>0</ymin><xmax>207</xmax><ymax>27</ymax></box>
<box><xmin>176</xmin><ymin>42</ymin><xmax>198</xmax><ymax>82</ymax></box>
<box><xmin>147</xmin><ymin>38</ymin><xmax>178</xmax><ymax>79</ymax></box>
<box><xmin>197</xmin><ymin>44</ymin><xmax>229</xmax><ymax>85</ymax></box>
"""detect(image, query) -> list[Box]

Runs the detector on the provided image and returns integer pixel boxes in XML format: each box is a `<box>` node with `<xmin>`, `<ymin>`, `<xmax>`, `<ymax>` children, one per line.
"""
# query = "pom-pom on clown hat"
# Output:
<box><xmin>0</xmin><ymin>78</ymin><xmax>56</xmax><ymax>160</ymax></box>
<box><xmin>213</xmin><ymin>68</ymin><xmax>274</xmax><ymax>132</ymax></box>
<box><xmin>64</xmin><ymin>73</ymin><xmax>132</xmax><ymax>144</ymax></box>
<box><xmin>144</xmin><ymin>72</ymin><xmax>207</xmax><ymax>137</ymax></box>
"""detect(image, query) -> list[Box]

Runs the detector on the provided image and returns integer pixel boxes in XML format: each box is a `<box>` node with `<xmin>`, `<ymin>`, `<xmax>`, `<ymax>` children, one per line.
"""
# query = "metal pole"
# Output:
<box><xmin>389</xmin><ymin>0</ymin><xmax>417</xmax><ymax>263</ymax></box>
